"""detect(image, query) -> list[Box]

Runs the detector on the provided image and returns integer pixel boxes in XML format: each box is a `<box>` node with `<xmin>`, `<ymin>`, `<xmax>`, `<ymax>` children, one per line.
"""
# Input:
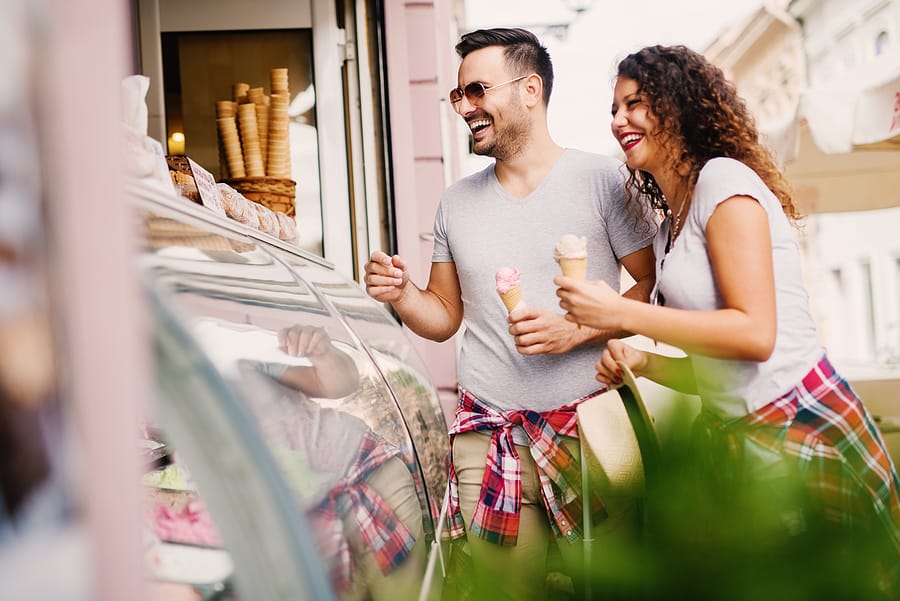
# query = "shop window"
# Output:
<box><xmin>160</xmin><ymin>29</ymin><xmax>324</xmax><ymax>257</ymax></box>
<box><xmin>828</xmin><ymin>268</ymin><xmax>847</xmax><ymax>356</ymax></box>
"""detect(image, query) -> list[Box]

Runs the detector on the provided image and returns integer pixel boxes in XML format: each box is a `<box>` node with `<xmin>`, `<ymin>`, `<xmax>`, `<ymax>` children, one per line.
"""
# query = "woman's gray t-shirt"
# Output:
<box><xmin>653</xmin><ymin>157</ymin><xmax>823</xmax><ymax>419</ymax></box>
<box><xmin>432</xmin><ymin>148</ymin><xmax>654</xmax><ymax>423</ymax></box>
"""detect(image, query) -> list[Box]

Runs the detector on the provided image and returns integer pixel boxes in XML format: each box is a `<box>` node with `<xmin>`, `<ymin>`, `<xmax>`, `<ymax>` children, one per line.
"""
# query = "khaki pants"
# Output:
<box><xmin>453</xmin><ymin>431</ymin><xmax>639</xmax><ymax>601</ymax></box>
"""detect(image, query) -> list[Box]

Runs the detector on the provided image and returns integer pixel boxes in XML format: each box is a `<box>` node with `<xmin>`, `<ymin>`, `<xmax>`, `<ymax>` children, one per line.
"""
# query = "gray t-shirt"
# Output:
<box><xmin>653</xmin><ymin>158</ymin><xmax>823</xmax><ymax>420</ymax></box>
<box><xmin>432</xmin><ymin>148</ymin><xmax>654</xmax><ymax>424</ymax></box>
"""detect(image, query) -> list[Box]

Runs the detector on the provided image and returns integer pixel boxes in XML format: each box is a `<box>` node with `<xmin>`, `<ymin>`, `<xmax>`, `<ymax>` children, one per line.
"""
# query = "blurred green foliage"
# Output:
<box><xmin>569</xmin><ymin>402</ymin><xmax>896</xmax><ymax>601</ymax></box>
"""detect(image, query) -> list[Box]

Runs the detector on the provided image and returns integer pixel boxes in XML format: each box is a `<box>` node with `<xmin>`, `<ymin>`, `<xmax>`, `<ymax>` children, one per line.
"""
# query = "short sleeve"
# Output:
<box><xmin>692</xmin><ymin>158</ymin><xmax>771</xmax><ymax>230</ymax></box>
<box><xmin>431</xmin><ymin>196</ymin><xmax>453</xmax><ymax>263</ymax></box>
<box><xmin>602</xmin><ymin>169</ymin><xmax>656</xmax><ymax>260</ymax></box>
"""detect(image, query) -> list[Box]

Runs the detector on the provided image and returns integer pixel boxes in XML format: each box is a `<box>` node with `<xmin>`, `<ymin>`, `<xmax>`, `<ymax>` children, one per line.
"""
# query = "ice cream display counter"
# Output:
<box><xmin>130</xmin><ymin>178</ymin><xmax>450</xmax><ymax>601</ymax></box>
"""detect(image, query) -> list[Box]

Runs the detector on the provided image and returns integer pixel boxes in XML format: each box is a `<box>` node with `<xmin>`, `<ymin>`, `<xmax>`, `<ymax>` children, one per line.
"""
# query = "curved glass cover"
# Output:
<box><xmin>138</xmin><ymin>211</ymin><xmax>435</xmax><ymax>601</ymax></box>
<box><xmin>270</xmin><ymin>250</ymin><xmax>451</xmax><ymax>523</ymax></box>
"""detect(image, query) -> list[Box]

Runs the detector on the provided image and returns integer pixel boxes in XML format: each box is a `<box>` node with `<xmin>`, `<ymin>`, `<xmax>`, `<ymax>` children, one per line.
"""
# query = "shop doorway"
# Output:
<box><xmin>135</xmin><ymin>0</ymin><xmax>392</xmax><ymax>280</ymax></box>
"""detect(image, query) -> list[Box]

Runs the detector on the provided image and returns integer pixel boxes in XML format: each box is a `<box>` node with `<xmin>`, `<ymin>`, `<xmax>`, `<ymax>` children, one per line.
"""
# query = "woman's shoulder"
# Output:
<box><xmin>693</xmin><ymin>158</ymin><xmax>772</xmax><ymax>219</ymax></box>
<box><xmin>695</xmin><ymin>158</ymin><xmax>768</xmax><ymax>199</ymax></box>
<box><xmin>697</xmin><ymin>157</ymin><xmax>759</xmax><ymax>182</ymax></box>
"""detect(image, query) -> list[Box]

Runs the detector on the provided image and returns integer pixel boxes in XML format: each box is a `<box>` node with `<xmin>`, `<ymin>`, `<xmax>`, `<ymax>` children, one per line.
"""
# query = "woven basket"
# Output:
<box><xmin>223</xmin><ymin>176</ymin><xmax>296</xmax><ymax>217</ymax></box>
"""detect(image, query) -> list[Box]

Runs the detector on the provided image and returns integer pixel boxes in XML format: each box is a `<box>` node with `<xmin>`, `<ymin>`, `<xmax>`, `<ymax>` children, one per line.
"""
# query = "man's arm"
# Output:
<box><xmin>364</xmin><ymin>252</ymin><xmax>463</xmax><ymax>342</ymax></box>
<box><xmin>618</xmin><ymin>245</ymin><xmax>655</xmax><ymax>304</ymax></box>
<box><xmin>276</xmin><ymin>325</ymin><xmax>361</xmax><ymax>398</ymax></box>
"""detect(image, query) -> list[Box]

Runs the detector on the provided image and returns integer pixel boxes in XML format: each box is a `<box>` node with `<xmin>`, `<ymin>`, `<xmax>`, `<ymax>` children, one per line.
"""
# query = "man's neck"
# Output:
<box><xmin>494</xmin><ymin>133</ymin><xmax>564</xmax><ymax>200</ymax></box>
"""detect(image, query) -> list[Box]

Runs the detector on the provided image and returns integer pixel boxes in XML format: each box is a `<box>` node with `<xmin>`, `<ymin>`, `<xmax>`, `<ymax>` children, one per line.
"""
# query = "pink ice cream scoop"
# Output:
<box><xmin>495</xmin><ymin>266</ymin><xmax>521</xmax><ymax>294</ymax></box>
<box><xmin>495</xmin><ymin>267</ymin><xmax>525</xmax><ymax>313</ymax></box>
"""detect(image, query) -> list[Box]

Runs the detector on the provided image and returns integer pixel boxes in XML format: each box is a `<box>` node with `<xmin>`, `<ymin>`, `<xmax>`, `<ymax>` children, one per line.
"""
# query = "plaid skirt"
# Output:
<box><xmin>697</xmin><ymin>355</ymin><xmax>900</xmax><ymax>555</ymax></box>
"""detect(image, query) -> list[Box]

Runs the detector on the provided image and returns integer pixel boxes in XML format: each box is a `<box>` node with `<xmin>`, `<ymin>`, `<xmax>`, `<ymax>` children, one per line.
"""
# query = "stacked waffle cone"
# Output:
<box><xmin>215</xmin><ymin>68</ymin><xmax>292</xmax><ymax>180</ymax></box>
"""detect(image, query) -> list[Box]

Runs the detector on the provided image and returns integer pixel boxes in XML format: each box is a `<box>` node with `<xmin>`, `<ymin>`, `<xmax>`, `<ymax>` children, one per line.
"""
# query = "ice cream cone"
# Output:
<box><xmin>499</xmin><ymin>284</ymin><xmax>524</xmax><ymax>313</ymax></box>
<box><xmin>559</xmin><ymin>257</ymin><xmax>587</xmax><ymax>280</ymax></box>
<box><xmin>553</xmin><ymin>236</ymin><xmax>588</xmax><ymax>329</ymax></box>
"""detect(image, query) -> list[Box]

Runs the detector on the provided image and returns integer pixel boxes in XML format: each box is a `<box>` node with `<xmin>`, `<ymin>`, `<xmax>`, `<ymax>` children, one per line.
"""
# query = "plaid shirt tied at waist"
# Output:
<box><xmin>695</xmin><ymin>355</ymin><xmax>900</xmax><ymax>555</ymax></box>
<box><xmin>313</xmin><ymin>430</ymin><xmax>417</xmax><ymax>589</ymax></box>
<box><xmin>446</xmin><ymin>387</ymin><xmax>607</xmax><ymax>547</ymax></box>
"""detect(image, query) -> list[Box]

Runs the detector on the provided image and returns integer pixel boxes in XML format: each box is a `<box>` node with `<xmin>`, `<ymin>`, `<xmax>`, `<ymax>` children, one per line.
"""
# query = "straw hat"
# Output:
<box><xmin>576</xmin><ymin>361</ymin><xmax>659</xmax><ymax>498</ymax></box>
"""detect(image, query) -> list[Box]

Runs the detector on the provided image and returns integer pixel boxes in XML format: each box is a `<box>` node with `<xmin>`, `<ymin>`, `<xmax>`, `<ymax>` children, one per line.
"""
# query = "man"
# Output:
<box><xmin>364</xmin><ymin>28</ymin><xmax>655</xmax><ymax>600</ymax></box>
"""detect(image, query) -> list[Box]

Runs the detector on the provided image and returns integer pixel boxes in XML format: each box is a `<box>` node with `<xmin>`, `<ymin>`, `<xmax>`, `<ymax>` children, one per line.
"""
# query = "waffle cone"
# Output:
<box><xmin>498</xmin><ymin>285</ymin><xmax>523</xmax><ymax>313</ymax></box>
<box><xmin>558</xmin><ymin>257</ymin><xmax>587</xmax><ymax>280</ymax></box>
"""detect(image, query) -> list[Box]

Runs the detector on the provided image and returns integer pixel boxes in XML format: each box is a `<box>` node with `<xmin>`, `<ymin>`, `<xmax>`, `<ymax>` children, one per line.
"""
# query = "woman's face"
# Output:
<box><xmin>610</xmin><ymin>76</ymin><xmax>665</xmax><ymax>176</ymax></box>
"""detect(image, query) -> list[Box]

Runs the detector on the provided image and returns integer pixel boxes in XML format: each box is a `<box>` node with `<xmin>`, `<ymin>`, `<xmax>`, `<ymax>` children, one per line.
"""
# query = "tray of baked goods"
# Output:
<box><xmin>164</xmin><ymin>154</ymin><xmax>297</xmax><ymax>245</ymax></box>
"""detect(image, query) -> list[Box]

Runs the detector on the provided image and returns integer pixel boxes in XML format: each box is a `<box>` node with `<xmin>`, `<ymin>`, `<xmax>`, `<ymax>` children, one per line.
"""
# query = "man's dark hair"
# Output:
<box><xmin>455</xmin><ymin>27</ymin><xmax>554</xmax><ymax>105</ymax></box>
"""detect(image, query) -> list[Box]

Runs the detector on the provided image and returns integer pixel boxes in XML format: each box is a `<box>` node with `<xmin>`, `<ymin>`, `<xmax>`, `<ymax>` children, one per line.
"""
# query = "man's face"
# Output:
<box><xmin>455</xmin><ymin>46</ymin><xmax>530</xmax><ymax>160</ymax></box>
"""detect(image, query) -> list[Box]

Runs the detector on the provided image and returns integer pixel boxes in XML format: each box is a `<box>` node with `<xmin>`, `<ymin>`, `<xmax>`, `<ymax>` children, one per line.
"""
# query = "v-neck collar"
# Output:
<box><xmin>488</xmin><ymin>148</ymin><xmax>570</xmax><ymax>203</ymax></box>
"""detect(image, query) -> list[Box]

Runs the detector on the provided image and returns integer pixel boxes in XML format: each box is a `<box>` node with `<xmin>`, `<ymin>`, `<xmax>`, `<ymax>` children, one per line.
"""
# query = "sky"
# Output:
<box><xmin>462</xmin><ymin>0</ymin><xmax>766</xmax><ymax>155</ymax></box>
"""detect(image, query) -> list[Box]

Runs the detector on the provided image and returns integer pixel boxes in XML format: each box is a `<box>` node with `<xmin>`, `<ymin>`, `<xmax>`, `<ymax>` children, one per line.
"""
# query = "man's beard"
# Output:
<box><xmin>473</xmin><ymin>105</ymin><xmax>530</xmax><ymax>161</ymax></box>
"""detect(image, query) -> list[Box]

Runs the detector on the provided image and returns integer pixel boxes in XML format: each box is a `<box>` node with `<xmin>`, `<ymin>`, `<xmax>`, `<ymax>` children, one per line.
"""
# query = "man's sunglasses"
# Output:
<box><xmin>448</xmin><ymin>74</ymin><xmax>531</xmax><ymax>109</ymax></box>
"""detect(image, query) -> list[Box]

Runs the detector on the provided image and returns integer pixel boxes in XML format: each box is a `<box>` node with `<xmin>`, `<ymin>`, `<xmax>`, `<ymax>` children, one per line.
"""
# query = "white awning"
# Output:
<box><xmin>800</xmin><ymin>67</ymin><xmax>900</xmax><ymax>154</ymax></box>
<box><xmin>784</xmin><ymin>125</ymin><xmax>900</xmax><ymax>214</ymax></box>
<box><xmin>762</xmin><ymin>63</ymin><xmax>900</xmax><ymax>214</ymax></box>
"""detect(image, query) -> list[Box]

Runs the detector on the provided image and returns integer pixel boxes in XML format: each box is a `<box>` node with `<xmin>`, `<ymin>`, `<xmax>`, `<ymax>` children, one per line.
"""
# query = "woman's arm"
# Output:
<box><xmin>596</xmin><ymin>339</ymin><xmax>697</xmax><ymax>394</ymax></box>
<box><xmin>512</xmin><ymin>245</ymin><xmax>657</xmax><ymax>355</ymax></box>
<box><xmin>557</xmin><ymin>195</ymin><xmax>776</xmax><ymax>361</ymax></box>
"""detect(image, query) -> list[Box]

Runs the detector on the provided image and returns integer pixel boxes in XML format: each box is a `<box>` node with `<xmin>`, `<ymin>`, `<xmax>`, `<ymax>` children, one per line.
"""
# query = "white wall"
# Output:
<box><xmin>806</xmin><ymin>208</ymin><xmax>900</xmax><ymax>376</ymax></box>
<box><xmin>791</xmin><ymin>0</ymin><xmax>900</xmax><ymax>382</ymax></box>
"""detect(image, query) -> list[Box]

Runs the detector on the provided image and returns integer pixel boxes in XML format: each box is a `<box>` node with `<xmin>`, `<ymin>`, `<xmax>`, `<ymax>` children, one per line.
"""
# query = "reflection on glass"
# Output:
<box><xmin>140</xmin><ymin>223</ymin><xmax>431</xmax><ymax>599</ymax></box>
<box><xmin>237</xmin><ymin>326</ymin><xmax>425</xmax><ymax>600</ymax></box>
<box><xmin>271</xmin><ymin>250</ymin><xmax>451</xmax><ymax>522</ymax></box>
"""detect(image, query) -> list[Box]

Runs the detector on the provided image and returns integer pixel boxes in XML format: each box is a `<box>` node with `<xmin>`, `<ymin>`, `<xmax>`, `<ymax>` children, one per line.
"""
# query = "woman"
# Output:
<box><xmin>555</xmin><ymin>45</ymin><xmax>900</xmax><ymax>565</ymax></box>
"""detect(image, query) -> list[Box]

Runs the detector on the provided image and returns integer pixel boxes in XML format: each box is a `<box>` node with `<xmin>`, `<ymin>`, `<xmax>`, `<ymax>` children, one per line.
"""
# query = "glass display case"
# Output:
<box><xmin>131</xmin><ymin>180</ymin><xmax>450</xmax><ymax>600</ymax></box>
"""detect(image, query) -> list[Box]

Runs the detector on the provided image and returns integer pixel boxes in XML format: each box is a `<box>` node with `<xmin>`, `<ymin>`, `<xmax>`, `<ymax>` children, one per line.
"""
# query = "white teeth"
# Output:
<box><xmin>621</xmin><ymin>133</ymin><xmax>642</xmax><ymax>145</ymax></box>
<box><xmin>468</xmin><ymin>119</ymin><xmax>490</xmax><ymax>131</ymax></box>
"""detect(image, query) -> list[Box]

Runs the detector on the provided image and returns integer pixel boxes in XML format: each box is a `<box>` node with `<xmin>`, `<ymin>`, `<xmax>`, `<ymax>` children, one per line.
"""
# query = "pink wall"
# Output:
<box><xmin>382</xmin><ymin>0</ymin><xmax>460</xmax><ymax>401</ymax></box>
<box><xmin>44</xmin><ymin>0</ymin><xmax>147</xmax><ymax>598</ymax></box>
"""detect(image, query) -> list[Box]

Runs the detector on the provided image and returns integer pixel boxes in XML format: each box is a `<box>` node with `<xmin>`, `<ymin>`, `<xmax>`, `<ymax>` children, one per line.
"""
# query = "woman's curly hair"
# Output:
<box><xmin>616</xmin><ymin>45</ymin><xmax>800</xmax><ymax>222</ymax></box>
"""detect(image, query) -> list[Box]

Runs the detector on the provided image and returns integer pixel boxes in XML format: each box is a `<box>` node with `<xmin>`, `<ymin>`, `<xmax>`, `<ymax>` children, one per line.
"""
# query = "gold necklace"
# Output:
<box><xmin>669</xmin><ymin>188</ymin><xmax>690</xmax><ymax>243</ymax></box>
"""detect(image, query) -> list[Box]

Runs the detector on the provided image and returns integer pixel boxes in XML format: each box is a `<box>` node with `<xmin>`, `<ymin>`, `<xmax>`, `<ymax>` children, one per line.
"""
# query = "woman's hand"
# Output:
<box><xmin>595</xmin><ymin>339</ymin><xmax>648</xmax><ymax>386</ymax></box>
<box><xmin>554</xmin><ymin>276</ymin><xmax>626</xmax><ymax>331</ymax></box>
